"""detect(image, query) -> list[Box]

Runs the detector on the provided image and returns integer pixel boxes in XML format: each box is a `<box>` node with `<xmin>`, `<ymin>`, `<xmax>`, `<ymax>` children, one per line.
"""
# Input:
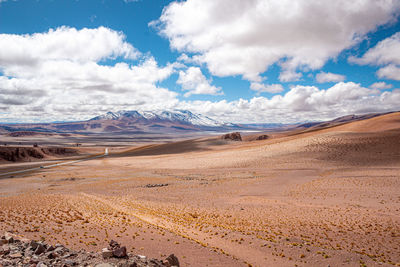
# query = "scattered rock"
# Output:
<box><xmin>34</xmin><ymin>244</ymin><xmax>46</xmax><ymax>255</ymax></box>
<box><xmin>107</xmin><ymin>240</ymin><xmax>128</xmax><ymax>258</ymax></box>
<box><xmin>0</xmin><ymin>233</ymin><xmax>177</xmax><ymax>267</ymax></box>
<box><xmin>4</xmin><ymin>236</ymin><xmax>13</xmax><ymax>244</ymax></box>
<box><xmin>256</xmin><ymin>134</ymin><xmax>269</xmax><ymax>140</ymax></box>
<box><xmin>221</xmin><ymin>132</ymin><xmax>242</xmax><ymax>141</ymax></box>
<box><xmin>102</xmin><ymin>248</ymin><xmax>113</xmax><ymax>259</ymax></box>
<box><xmin>19</xmin><ymin>237</ymin><xmax>30</xmax><ymax>244</ymax></box>
<box><xmin>9</xmin><ymin>252</ymin><xmax>22</xmax><ymax>258</ymax></box>
<box><xmin>29</xmin><ymin>240</ymin><xmax>39</xmax><ymax>250</ymax></box>
<box><xmin>29</xmin><ymin>257</ymin><xmax>40</xmax><ymax>264</ymax></box>
<box><xmin>62</xmin><ymin>253</ymin><xmax>73</xmax><ymax>259</ymax></box>
<box><xmin>109</xmin><ymin>240</ymin><xmax>120</xmax><ymax>250</ymax></box>
<box><xmin>24</xmin><ymin>249</ymin><xmax>33</xmax><ymax>257</ymax></box>
<box><xmin>165</xmin><ymin>254</ymin><xmax>179</xmax><ymax>267</ymax></box>
<box><xmin>63</xmin><ymin>259</ymin><xmax>77</xmax><ymax>266</ymax></box>
<box><xmin>0</xmin><ymin>247</ymin><xmax>9</xmax><ymax>256</ymax></box>
<box><xmin>54</xmin><ymin>246</ymin><xmax>65</xmax><ymax>254</ymax></box>
<box><xmin>46</xmin><ymin>251</ymin><xmax>58</xmax><ymax>259</ymax></box>
<box><xmin>112</xmin><ymin>246</ymin><xmax>127</xmax><ymax>258</ymax></box>
<box><xmin>96</xmin><ymin>263</ymin><xmax>114</xmax><ymax>267</ymax></box>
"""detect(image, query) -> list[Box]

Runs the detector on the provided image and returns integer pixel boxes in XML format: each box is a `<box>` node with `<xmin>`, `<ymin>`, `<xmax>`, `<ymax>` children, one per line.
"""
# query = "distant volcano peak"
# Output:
<box><xmin>90</xmin><ymin>109</ymin><xmax>232</xmax><ymax>128</ymax></box>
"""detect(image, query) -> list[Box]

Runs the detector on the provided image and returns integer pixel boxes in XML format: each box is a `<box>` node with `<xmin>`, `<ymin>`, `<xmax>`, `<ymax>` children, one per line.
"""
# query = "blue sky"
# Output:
<box><xmin>0</xmin><ymin>0</ymin><xmax>400</xmax><ymax>123</ymax></box>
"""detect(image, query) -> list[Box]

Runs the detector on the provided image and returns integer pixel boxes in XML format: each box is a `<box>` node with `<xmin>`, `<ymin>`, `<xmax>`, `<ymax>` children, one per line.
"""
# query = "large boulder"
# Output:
<box><xmin>221</xmin><ymin>132</ymin><xmax>242</xmax><ymax>141</ymax></box>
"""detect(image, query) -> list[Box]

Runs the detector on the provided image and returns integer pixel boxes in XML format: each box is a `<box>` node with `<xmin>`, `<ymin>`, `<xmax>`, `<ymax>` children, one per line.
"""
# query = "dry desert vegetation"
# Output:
<box><xmin>0</xmin><ymin>112</ymin><xmax>399</xmax><ymax>266</ymax></box>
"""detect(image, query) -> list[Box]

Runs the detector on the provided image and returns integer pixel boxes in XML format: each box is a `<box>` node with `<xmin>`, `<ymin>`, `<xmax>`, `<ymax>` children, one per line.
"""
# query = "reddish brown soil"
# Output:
<box><xmin>0</xmin><ymin>112</ymin><xmax>399</xmax><ymax>266</ymax></box>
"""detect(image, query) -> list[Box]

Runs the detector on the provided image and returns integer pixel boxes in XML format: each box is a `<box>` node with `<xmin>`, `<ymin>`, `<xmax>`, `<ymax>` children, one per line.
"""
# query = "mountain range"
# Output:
<box><xmin>1</xmin><ymin>109</ymin><xmax>392</xmax><ymax>135</ymax></box>
<box><xmin>90</xmin><ymin>110</ymin><xmax>234</xmax><ymax>127</ymax></box>
<box><xmin>0</xmin><ymin>110</ymin><xmax>267</xmax><ymax>134</ymax></box>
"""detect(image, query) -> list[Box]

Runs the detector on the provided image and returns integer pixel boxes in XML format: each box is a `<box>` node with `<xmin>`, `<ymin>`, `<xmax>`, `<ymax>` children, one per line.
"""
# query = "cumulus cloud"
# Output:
<box><xmin>279</xmin><ymin>70</ymin><xmax>303</xmax><ymax>82</ymax></box>
<box><xmin>370</xmin><ymin>81</ymin><xmax>393</xmax><ymax>90</ymax></box>
<box><xmin>0</xmin><ymin>26</ymin><xmax>138</xmax><ymax>69</ymax></box>
<box><xmin>177</xmin><ymin>53</ymin><xmax>202</xmax><ymax>65</ymax></box>
<box><xmin>376</xmin><ymin>64</ymin><xmax>400</xmax><ymax>80</ymax></box>
<box><xmin>250</xmin><ymin>83</ymin><xmax>284</xmax><ymax>94</ymax></box>
<box><xmin>316</xmin><ymin>72</ymin><xmax>346</xmax><ymax>83</ymax></box>
<box><xmin>177</xmin><ymin>82</ymin><xmax>398</xmax><ymax>123</ymax></box>
<box><xmin>350</xmin><ymin>32</ymin><xmax>400</xmax><ymax>80</ymax></box>
<box><xmin>1</xmin><ymin>26</ymin><xmax>399</xmax><ymax>124</ymax></box>
<box><xmin>350</xmin><ymin>32</ymin><xmax>400</xmax><ymax>66</ymax></box>
<box><xmin>177</xmin><ymin>67</ymin><xmax>222</xmax><ymax>97</ymax></box>
<box><xmin>0</xmin><ymin>27</ymin><xmax>179</xmax><ymax>121</ymax></box>
<box><xmin>153</xmin><ymin>0</ymin><xmax>400</xmax><ymax>84</ymax></box>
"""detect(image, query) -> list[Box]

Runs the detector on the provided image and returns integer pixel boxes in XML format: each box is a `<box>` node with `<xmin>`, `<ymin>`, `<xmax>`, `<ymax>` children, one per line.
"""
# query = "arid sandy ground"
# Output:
<box><xmin>0</xmin><ymin>113</ymin><xmax>399</xmax><ymax>266</ymax></box>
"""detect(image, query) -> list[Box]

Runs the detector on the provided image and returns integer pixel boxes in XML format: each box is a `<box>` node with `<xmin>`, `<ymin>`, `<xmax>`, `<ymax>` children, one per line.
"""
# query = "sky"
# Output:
<box><xmin>0</xmin><ymin>0</ymin><xmax>400</xmax><ymax>123</ymax></box>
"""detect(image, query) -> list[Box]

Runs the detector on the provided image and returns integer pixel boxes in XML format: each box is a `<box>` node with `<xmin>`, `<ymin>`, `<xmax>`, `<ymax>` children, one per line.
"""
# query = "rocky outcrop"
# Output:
<box><xmin>221</xmin><ymin>132</ymin><xmax>242</xmax><ymax>141</ymax></box>
<box><xmin>0</xmin><ymin>147</ymin><xmax>77</xmax><ymax>162</ymax></box>
<box><xmin>0</xmin><ymin>233</ymin><xmax>179</xmax><ymax>267</ymax></box>
<box><xmin>256</xmin><ymin>134</ymin><xmax>269</xmax><ymax>140</ymax></box>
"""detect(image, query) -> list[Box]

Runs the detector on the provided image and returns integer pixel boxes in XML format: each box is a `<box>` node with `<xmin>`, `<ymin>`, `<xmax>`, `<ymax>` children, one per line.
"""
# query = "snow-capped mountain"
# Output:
<box><xmin>90</xmin><ymin>110</ymin><xmax>232</xmax><ymax>128</ymax></box>
<box><xmin>0</xmin><ymin>109</ymin><xmax>287</xmax><ymax>134</ymax></box>
<box><xmin>0</xmin><ymin>110</ymin><xmax>246</xmax><ymax>134</ymax></box>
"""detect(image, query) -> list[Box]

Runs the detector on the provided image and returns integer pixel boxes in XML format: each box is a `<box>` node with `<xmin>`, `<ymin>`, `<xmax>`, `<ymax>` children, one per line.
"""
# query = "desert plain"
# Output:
<box><xmin>0</xmin><ymin>112</ymin><xmax>399</xmax><ymax>267</ymax></box>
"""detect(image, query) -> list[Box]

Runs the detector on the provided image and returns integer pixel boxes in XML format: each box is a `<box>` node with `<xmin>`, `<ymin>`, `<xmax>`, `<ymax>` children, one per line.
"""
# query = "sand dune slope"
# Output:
<box><xmin>101</xmin><ymin>112</ymin><xmax>400</xmax><ymax>170</ymax></box>
<box><xmin>0</xmin><ymin>112</ymin><xmax>399</xmax><ymax>266</ymax></box>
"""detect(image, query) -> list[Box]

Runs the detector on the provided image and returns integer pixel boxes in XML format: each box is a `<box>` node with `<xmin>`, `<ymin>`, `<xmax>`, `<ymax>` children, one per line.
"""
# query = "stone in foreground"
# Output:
<box><xmin>102</xmin><ymin>248</ymin><xmax>113</xmax><ymax>259</ymax></box>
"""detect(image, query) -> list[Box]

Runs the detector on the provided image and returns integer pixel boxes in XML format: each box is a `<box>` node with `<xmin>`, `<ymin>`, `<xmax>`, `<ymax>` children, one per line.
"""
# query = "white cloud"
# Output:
<box><xmin>250</xmin><ymin>83</ymin><xmax>284</xmax><ymax>94</ymax></box>
<box><xmin>350</xmin><ymin>32</ymin><xmax>400</xmax><ymax>81</ymax></box>
<box><xmin>279</xmin><ymin>70</ymin><xmax>303</xmax><ymax>82</ymax></box>
<box><xmin>0</xmin><ymin>27</ymin><xmax>179</xmax><ymax>121</ymax></box>
<box><xmin>177</xmin><ymin>67</ymin><xmax>222</xmax><ymax>97</ymax></box>
<box><xmin>0</xmin><ymin>26</ymin><xmax>138</xmax><ymax>69</ymax></box>
<box><xmin>177</xmin><ymin>53</ymin><xmax>191</xmax><ymax>63</ymax></box>
<box><xmin>1</xmin><ymin>26</ymin><xmax>399</xmax><ymax>124</ymax></box>
<box><xmin>376</xmin><ymin>64</ymin><xmax>400</xmax><ymax>81</ymax></box>
<box><xmin>153</xmin><ymin>0</ymin><xmax>400</xmax><ymax>84</ymax></box>
<box><xmin>370</xmin><ymin>81</ymin><xmax>393</xmax><ymax>90</ymax></box>
<box><xmin>177</xmin><ymin>53</ymin><xmax>203</xmax><ymax>66</ymax></box>
<box><xmin>177</xmin><ymin>82</ymin><xmax>397</xmax><ymax>123</ymax></box>
<box><xmin>350</xmin><ymin>32</ymin><xmax>400</xmax><ymax>66</ymax></box>
<box><xmin>316</xmin><ymin>72</ymin><xmax>346</xmax><ymax>83</ymax></box>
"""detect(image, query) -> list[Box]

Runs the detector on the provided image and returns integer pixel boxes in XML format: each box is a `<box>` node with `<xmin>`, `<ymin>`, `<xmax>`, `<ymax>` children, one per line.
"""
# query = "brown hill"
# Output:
<box><xmin>325</xmin><ymin>111</ymin><xmax>400</xmax><ymax>133</ymax></box>
<box><xmin>115</xmin><ymin>111</ymin><xmax>400</xmax><ymax>170</ymax></box>
<box><xmin>0</xmin><ymin>146</ymin><xmax>78</xmax><ymax>162</ymax></box>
